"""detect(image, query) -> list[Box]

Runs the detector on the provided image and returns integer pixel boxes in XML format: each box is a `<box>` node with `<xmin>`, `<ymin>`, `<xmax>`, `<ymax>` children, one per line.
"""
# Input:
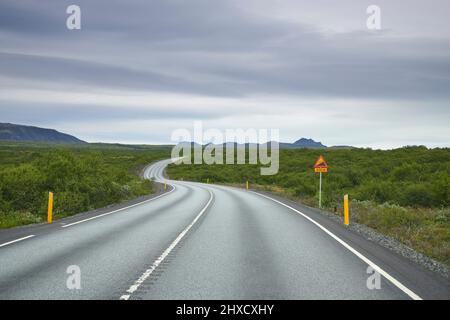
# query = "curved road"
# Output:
<box><xmin>0</xmin><ymin>159</ymin><xmax>448</xmax><ymax>300</ymax></box>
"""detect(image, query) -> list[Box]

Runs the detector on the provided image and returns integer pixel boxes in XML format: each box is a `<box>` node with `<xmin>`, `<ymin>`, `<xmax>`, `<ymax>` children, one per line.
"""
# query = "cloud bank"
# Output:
<box><xmin>0</xmin><ymin>0</ymin><xmax>449</xmax><ymax>148</ymax></box>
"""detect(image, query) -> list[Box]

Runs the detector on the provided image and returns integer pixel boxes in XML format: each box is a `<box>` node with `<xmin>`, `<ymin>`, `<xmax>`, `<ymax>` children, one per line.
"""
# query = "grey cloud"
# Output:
<box><xmin>0</xmin><ymin>0</ymin><xmax>449</xmax><ymax>146</ymax></box>
<box><xmin>0</xmin><ymin>1</ymin><xmax>449</xmax><ymax>100</ymax></box>
<box><xmin>0</xmin><ymin>100</ymin><xmax>225</xmax><ymax>125</ymax></box>
<box><xmin>0</xmin><ymin>52</ymin><xmax>206</xmax><ymax>94</ymax></box>
<box><xmin>0</xmin><ymin>1</ymin><xmax>65</xmax><ymax>35</ymax></box>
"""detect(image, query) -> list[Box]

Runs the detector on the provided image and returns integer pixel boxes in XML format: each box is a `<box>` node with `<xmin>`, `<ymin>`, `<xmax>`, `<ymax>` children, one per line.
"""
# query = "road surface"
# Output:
<box><xmin>0</xmin><ymin>159</ymin><xmax>448</xmax><ymax>300</ymax></box>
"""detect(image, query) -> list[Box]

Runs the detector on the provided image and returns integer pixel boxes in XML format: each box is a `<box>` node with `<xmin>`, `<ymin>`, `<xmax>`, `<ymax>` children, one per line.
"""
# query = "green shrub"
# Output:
<box><xmin>167</xmin><ymin>146</ymin><xmax>450</xmax><ymax>264</ymax></box>
<box><xmin>0</xmin><ymin>143</ymin><xmax>170</xmax><ymax>228</ymax></box>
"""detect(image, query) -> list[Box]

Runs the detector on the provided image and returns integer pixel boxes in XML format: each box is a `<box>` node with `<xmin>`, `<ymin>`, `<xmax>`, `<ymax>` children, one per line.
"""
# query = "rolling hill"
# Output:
<box><xmin>0</xmin><ymin>123</ymin><xmax>86</xmax><ymax>144</ymax></box>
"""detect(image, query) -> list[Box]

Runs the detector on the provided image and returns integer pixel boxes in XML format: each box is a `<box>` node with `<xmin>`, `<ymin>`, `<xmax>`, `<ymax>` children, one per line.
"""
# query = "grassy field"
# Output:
<box><xmin>167</xmin><ymin>146</ymin><xmax>450</xmax><ymax>265</ymax></box>
<box><xmin>0</xmin><ymin>141</ymin><xmax>171</xmax><ymax>228</ymax></box>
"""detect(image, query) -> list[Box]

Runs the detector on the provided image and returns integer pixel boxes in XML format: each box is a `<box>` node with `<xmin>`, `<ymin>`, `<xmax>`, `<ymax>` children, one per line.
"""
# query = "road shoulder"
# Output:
<box><xmin>0</xmin><ymin>182</ymin><xmax>173</xmax><ymax>247</ymax></box>
<box><xmin>251</xmin><ymin>189</ymin><xmax>450</xmax><ymax>300</ymax></box>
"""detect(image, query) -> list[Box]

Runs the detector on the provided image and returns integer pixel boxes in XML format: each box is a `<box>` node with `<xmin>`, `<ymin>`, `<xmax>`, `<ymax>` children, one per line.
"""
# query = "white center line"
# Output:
<box><xmin>119</xmin><ymin>190</ymin><xmax>214</xmax><ymax>300</ymax></box>
<box><xmin>0</xmin><ymin>235</ymin><xmax>35</xmax><ymax>248</ymax></box>
<box><xmin>251</xmin><ymin>190</ymin><xmax>422</xmax><ymax>301</ymax></box>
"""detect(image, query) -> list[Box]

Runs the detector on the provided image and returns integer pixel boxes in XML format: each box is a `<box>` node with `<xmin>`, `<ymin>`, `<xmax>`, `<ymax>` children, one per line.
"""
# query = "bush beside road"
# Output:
<box><xmin>167</xmin><ymin>146</ymin><xmax>450</xmax><ymax>265</ymax></box>
<box><xmin>0</xmin><ymin>141</ymin><xmax>170</xmax><ymax>228</ymax></box>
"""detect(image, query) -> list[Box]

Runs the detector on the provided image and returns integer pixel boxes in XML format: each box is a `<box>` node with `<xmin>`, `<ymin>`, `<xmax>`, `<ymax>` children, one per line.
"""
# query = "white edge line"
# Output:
<box><xmin>250</xmin><ymin>190</ymin><xmax>422</xmax><ymax>301</ymax></box>
<box><xmin>62</xmin><ymin>186</ymin><xmax>176</xmax><ymax>228</ymax></box>
<box><xmin>119</xmin><ymin>190</ymin><xmax>214</xmax><ymax>300</ymax></box>
<box><xmin>0</xmin><ymin>235</ymin><xmax>35</xmax><ymax>248</ymax></box>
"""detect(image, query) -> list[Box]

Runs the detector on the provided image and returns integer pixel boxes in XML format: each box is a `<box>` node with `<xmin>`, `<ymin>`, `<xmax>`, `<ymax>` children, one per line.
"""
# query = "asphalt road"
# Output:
<box><xmin>0</xmin><ymin>159</ymin><xmax>448</xmax><ymax>300</ymax></box>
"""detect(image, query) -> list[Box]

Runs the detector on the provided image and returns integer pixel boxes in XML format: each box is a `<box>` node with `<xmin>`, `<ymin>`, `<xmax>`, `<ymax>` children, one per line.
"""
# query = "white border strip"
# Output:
<box><xmin>120</xmin><ymin>190</ymin><xmax>214</xmax><ymax>300</ymax></box>
<box><xmin>0</xmin><ymin>235</ymin><xmax>35</xmax><ymax>248</ymax></box>
<box><xmin>251</xmin><ymin>191</ymin><xmax>422</xmax><ymax>300</ymax></box>
<box><xmin>62</xmin><ymin>186</ymin><xmax>176</xmax><ymax>228</ymax></box>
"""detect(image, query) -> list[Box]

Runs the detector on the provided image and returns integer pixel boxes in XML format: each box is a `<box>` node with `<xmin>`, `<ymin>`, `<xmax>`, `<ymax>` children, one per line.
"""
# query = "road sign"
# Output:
<box><xmin>313</xmin><ymin>155</ymin><xmax>328</xmax><ymax>208</ymax></box>
<box><xmin>314</xmin><ymin>155</ymin><xmax>328</xmax><ymax>173</ymax></box>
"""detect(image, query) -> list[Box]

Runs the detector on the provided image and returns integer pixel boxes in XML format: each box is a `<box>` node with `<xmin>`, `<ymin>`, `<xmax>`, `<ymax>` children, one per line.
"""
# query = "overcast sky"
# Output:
<box><xmin>0</xmin><ymin>0</ymin><xmax>449</xmax><ymax>148</ymax></box>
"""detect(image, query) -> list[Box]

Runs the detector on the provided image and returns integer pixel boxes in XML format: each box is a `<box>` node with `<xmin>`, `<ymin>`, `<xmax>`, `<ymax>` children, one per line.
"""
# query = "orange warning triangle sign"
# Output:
<box><xmin>314</xmin><ymin>155</ymin><xmax>328</xmax><ymax>168</ymax></box>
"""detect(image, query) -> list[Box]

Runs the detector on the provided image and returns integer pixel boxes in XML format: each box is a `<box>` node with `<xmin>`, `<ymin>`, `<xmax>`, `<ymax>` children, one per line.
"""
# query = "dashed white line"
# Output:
<box><xmin>0</xmin><ymin>162</ymin><xmax>174</xmax><ymax>247</ymax></box>
<box><xmin>0</xmin><ymin>235</ymin><xmax>35</xmax><ymax>248</ymax></box>
<box><xmin>62</xmin><ymin>186</ymin><xmax>176</xmax><ymax>228</ymax></box>
<box><xmin>251</xmin><ymin>191</ymin><xmax>422</xmax><ymax>300</ymax></box>
<box><xmin>119</xmin><ymin>190</ymin><xmax>214</xmax><ymax>300</ymax></box>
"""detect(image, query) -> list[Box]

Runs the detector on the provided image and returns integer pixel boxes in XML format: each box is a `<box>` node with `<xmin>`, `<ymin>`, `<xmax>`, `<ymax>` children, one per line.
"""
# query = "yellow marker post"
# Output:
<box><xmin>344</xmin><ymin>194</ymin><xmax>349</xmax><ymax>226</ymax></box>
<box><xmin>164</xmin><ymin>182</ymin><xmax>167</xmax><ymax>190</ymax></box>
<box><xmin>47</xmin><ymin>192</ymin><xmax>54</xmax><ymax>224</ymax></box>
<box><xmin>246</xmin><ymin>180</ymin><xmax>249</xmax><ymax>190</ymax></box>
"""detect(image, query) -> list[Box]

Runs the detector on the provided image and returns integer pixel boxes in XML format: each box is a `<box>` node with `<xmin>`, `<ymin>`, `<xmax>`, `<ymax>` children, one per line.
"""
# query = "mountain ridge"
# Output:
<box><xmin>0</xmin><ymin>123</ymin><xmax>86</xmax><ymax>144</ymax></box>
<box><xmin>177</xmin><ymin>138</ymin><xmax>349</xmax><ymax>149</ymax></box>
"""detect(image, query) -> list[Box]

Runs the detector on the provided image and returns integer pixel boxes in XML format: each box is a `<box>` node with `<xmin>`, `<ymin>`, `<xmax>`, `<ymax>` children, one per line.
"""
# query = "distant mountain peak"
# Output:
<box><xmin>0</xmin><ymin>123</ymin><xmax>86</xmax><ymax>144</ymax></box>
<box><xmin>176</xmin><ymin>138</ymin><xmax>329</xmax><ymax>149</ymax></box>
<box><xmin>293</xmin><ymin>138</ymin><xmax>326</xmax><ymax>148</ymax></box>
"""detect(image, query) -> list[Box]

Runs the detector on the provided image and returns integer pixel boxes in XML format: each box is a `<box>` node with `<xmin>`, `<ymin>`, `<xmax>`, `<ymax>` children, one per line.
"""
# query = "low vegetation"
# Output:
<box><xmin>0</xmin><ymin>141</ymin><xmax>170</xmax><ymax>228</ymax></box>
<box><xmin>167</xmin><ymin>146</ymin><xmax>450</xmax><ymax>265</ymax></box>
<box><xmin>1</xmin><ymin>142</ymin><xmax>448</xmax><ymax>265</ymax></box>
